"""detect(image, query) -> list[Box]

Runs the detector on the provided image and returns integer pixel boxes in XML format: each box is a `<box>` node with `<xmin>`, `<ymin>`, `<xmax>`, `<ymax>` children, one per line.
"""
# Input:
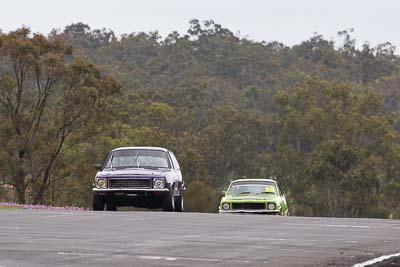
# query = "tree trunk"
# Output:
<box><xmin>15</xmin><ymin>182</ymin><xmax>26</xmax><ymax>204</ymax></box>
<box><xmin>14</xmin><ymin>154</ymin><xmax>26</xmax><ymax>204</ymax></box>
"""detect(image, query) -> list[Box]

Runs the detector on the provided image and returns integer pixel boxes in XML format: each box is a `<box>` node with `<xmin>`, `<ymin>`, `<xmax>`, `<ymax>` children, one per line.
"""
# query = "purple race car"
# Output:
<box><xmin>92</xmin><ymin>147</ymin><xmax>184</xmax><ymax>212</ymax></box>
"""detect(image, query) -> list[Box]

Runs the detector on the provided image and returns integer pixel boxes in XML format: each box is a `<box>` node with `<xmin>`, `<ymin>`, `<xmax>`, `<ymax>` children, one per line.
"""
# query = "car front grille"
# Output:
<box><xmin>108</xmin><ymin>178</ymin><xmax>151</xmax><ymax>189</ymax></box>
<box><xmin>232</xmin><ymin>203</ymin><xmax>265</xmax><ymax>210</ymax></box>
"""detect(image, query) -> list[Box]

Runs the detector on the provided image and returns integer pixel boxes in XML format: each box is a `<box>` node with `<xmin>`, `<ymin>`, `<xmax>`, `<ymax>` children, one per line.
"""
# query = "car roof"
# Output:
<box><xmin>112</xmin><ymin>146</ymin><xmax>169</xmax><ymax>152</ymax></box>
<box><xmin>231</xmin><ymin>178</ymin><xmax>276</xmax><ymax>184</ymax></box>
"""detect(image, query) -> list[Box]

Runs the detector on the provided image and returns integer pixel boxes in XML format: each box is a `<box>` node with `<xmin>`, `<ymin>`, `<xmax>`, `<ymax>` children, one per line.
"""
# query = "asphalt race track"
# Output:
<box><xmin>0</xmin><ymin>210</ymin><xmax>399</xmax><ymax>267</ymax></box>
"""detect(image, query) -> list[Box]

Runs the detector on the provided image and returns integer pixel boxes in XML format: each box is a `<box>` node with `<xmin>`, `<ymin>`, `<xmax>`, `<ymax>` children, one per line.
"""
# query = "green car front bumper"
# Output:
<box><xmin>219</xmin><ymin>197</ymin><xmax>287</xmax><ymax>215</ymax></box>
<box><xmin>219</xmin><ymin>208</ymin><xmax>280</xmax><ymax>214</ymax></box>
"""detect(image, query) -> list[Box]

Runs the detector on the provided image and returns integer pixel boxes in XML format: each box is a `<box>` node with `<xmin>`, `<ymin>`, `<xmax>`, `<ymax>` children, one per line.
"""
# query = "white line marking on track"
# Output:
<box><xmin>284</xmin><ymin>223</ymin><xmax>371</xmax><ymax>229</ymax></box>
<box><xmin>137</xmin><ymin>255</ymin><xmax>251</xmax><ymax>264</ymax></box>
<box><xmin>137</xmin><ymin>255</ymin><xmax>221</xmax><ymax>262</ymax></box>
<box><xmin>0</xmin><ymin>226</ymin><xmax>20</xmax><ymax>230</ymax></box>
<box><xmin>352</xmin><ymin>252</ymin><xmax>400</xmax><ymax>267</ymax></box>
<box><xmin>265</xmin><ymin>238</ymin><xmax>286</xmax><ymax>241</ymax></box>
<box><xmin>323</xmin><ymin>224</ymin><xmax>349</xmax><ymax>228</ymax></box>
<box><xmin>43</xmin><ymin>215</ymin><xmax>70</xmax><ymax>218</ymax></box>
<box><xmin>57</xmin><ymin>252</ymin><xmax>103</xmax><ymax>256</ymax></box>
<box><xmin>322</xmin><ymin>224</ymin><xmax>370</xmax><ymax>228</ymax></box>
<box><xmin>57</xmin><ymin>252</ymin><xmax>250</xmax><ymax>264</ymax></box>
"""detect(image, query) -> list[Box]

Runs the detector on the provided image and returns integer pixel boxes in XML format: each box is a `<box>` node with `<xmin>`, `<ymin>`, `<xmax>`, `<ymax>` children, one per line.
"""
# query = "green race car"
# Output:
<box><xmin>219</xmin><ymin>178</ymin><xmax>289</xmax><ymax>215</ymax></box>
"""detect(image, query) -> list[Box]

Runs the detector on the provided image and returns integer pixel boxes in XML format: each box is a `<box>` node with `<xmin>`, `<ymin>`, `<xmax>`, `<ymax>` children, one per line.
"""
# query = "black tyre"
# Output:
<box><xmin>162</xmin><ymin>186</ymin><xmax>175</xmax><ymax>212</ymax></box>
<box><xmin>93</xmin><ymin>193</ymin><xmax>105</xmax><ymax>211</ymax></box>
<box><xmin>106</xmin><ymin>202</ymin><xmax>117</xmax><ymax>211</ymax></box>
<box><xmin>175</xmin><ymin>188</ymin><xmax>184</xmax><ymax>212</ymax></box>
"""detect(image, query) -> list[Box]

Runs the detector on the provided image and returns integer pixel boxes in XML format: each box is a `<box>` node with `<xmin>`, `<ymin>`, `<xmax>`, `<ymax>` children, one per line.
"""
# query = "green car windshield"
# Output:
<box><xmin>228</xmin><ymin>181</ymin><xmax>277</xmax><ymax>196</ymax></box>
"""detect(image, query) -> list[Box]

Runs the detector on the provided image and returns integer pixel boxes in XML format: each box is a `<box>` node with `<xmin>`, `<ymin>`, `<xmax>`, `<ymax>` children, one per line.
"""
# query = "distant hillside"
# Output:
<box><xmin>1</xmin><ymin>21</ymin><xmax>400</xmax><ymax>217</ymax></box>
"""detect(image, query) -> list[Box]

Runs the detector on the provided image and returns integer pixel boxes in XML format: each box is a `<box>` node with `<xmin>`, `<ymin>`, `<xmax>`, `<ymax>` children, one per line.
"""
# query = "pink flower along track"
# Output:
<box><xmin>0</xmin><ymin>202</ymin><xmax>88</xmax><ymax>211</ymax></box>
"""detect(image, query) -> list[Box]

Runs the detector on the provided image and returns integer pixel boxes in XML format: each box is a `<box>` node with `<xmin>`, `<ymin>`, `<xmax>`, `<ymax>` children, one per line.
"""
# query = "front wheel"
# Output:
<box><xmin>106</xmin><ymin>202</ymin><xmax>117</xmax><ymax>211</ymax></box>
<box><xmin>175</xmin><ymin>188</ymin><xmax>184</xmax><ymax>212</ymax></box>
<box><xmin>93</xmin><ymin>193</ymin><xmax>105</xmax><ymax>211</ymax></box>
<box><xmin>162</xmin><ymin>186</ymin><xmax>175</xmax><ymax>212</ymax></box>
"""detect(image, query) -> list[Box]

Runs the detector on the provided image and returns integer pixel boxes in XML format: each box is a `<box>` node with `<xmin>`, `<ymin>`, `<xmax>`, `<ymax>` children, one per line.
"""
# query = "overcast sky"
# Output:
<box><xmin>0</xmin><ymin>0</ymin><xmax>398</xmax><ymax>48</ymax></box>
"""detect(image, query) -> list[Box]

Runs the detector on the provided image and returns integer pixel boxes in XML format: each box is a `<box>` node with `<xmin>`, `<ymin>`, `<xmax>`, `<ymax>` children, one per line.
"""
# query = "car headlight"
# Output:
<box><xmin>153</xmin><ymin>178</ymin><xmax>165</xmax><ymax>189</ymax></box>
<box><xmin>96</xmin><ymin>178</ymin><xmax>107</xmax><ymax>189</ymax></box>
<box><xmin>267</xmin><ymin>203</ymin><xmax>276</xmax><ymax>210</ymax></box>
<box><xmin>222</xmin><ymin>202</ymin><xmax>230</xmax><ymax>210</ymax></box>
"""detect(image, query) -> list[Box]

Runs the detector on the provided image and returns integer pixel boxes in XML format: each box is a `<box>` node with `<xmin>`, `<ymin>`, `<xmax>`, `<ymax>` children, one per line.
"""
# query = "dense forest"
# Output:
<box><xmin>1</xmin><ymin>20</ymin><xmax>400</xmax><ymax>218</ymax></box>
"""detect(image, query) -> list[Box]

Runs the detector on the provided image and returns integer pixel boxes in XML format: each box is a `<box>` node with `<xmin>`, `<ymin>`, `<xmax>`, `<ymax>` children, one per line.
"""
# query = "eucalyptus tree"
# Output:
<box><xmin>0</xmin><ymin>28</ymin><xmax>121</xmax><ymax>203</ymax></box>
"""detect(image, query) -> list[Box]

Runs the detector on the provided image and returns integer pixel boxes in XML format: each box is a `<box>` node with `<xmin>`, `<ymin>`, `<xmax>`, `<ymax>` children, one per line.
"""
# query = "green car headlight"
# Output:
<box><xmin>267</xmin><ymin>203</ymin><xmax>276</xmax><ymax>210</ymax></box>
<box><xmin>222</xmin><ymin>202</ymin><xmax>230</xmax><ymax>210</ymax></box>
<box><xmin>96</xmin><ymin>178</ymin><xmax>107</xmax><ymax>189</ymax></box>
<box><xmin>153</xmin><ymin>178</ymin><xmax>165</xmax><ymax>189</ymax></box>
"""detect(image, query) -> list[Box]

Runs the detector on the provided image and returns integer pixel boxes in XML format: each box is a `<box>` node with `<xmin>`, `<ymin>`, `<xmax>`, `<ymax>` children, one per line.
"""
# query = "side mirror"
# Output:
<box><xmin>221</xmin><ymin>191</ymin><xmax>226</xmax><ymax>197</ymax></box>
<box><xmin>94</xmin><ymin>164</ymin><xmax>102</xmax><ymax>171</ymax></box>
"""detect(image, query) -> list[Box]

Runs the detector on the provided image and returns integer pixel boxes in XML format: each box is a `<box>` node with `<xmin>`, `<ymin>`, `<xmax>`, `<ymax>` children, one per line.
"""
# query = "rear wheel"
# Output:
<box><xmin>163</xmin><ymin>186</ymin><xmax>175</xmax><ymax>212</ymax></box>
<box><xmin>106</xmin><ymin>201</ymin><xmax>117</xmax><ymax>211</ymax></box>
<box><xmin>175</xmin><ymin>188</ymin><xmax>184</xmax><ymax>212</ymax></box>
<box><xmin>93</xmin><ymin>193</ymin><xmax>105</xmax><ymax>211</ymax></box>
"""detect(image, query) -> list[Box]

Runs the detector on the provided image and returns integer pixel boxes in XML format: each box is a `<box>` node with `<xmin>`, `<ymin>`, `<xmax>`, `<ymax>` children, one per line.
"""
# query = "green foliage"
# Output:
<box><xmin>184</xmin><ymin>180</ymin><xmax>218</xmax><ymax>213</ymax></box>
<box><xmin>273</xmin><ymin>78</ymin><xmax>400</xmax><ymax>217</ymax></box>
<box><xmin>0</xmin><ymin>27</ymin><xmax>121</xmax><ymax>204</ymax></box>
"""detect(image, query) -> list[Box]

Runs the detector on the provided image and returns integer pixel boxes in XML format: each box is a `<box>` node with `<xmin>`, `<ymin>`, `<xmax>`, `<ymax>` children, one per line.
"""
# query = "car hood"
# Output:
<box><xmin>96</xmin><ymin>168</ymin><xmax>170</xmax><ymax>178</ymax></box>
<box><xmin>223</xmin><ymin>195</ymin><xmax>276</xmax><ymax>201</ymax></box>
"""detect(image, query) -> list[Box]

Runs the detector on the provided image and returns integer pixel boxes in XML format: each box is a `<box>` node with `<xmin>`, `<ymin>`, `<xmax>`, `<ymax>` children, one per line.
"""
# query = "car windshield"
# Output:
<box><xmin>228</xmin><ymin>181</ymin><xmax>277</xmax><ymax>195</ymax></box>
<box><xmin>105</xmin><ymin>149</ymin><xmax>170</xmax><ymax>169</ymax></box>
